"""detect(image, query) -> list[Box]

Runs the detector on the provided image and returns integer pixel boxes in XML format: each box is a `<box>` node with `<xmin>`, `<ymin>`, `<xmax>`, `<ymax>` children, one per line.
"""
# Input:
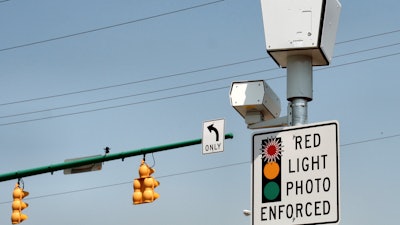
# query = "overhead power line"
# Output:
<box><xmin>336</xmin><ymin>29</ymin><xmax>400</xmax><ymax>44</ymax></box>
<box><xmin>0</xmin><ymin>0</ymin><xmax>225</xmax><ymax>52</ymax></box>
<box><xmin>341</xmin><ymin>133</ymin><xmax>400</xmax><ymax>147</ymax></box>
<box><xmin>0</xmin><ymin>86</ymin><xmax>229</xmax><ymax>126</ymax></box>
<box><xmin>316</xmin><ymin>51</ymin><xmax>400</xmax><ymax>71</ymax></box>
<box><xmin>1</xmin><ymin>50</ymin><xmax>400</xmax><ymax>126</ymax></box>
<box><xmin>0</xmin><ymin>132</ymin><xmax>398</xmax><ymax>204</ymax></box>
<box><xmin>0</xmin><ymin>39</ymin><xmax>400</xmax><ymax>112</ymax></box>
<box><xmin>0</xmin><ymin>161</ymin><xmax>248</xmax><ymax>204</ymax></box>
<box><xmin>333</xmin><ymin>42</ymin><xmax>400</xmax><ymax>58</ymax></box>
<box><xmin>0</xmin><ymin>56</ymin><xmax>266</xmax><ymax>106</ymax></box>
<box><xmin>0</xmin><ymin>67</ymin><xmax>279</xmax><ymax>119</ymax></box>
<box><xmin>0</xmin><ymin>44</ymin><xmax>400</xmax><ymax>126</ymax></box>
<box><xmin>2</xmin><ymin>29</ymin><xmax>400</xmax><ymax>107</ymax></box>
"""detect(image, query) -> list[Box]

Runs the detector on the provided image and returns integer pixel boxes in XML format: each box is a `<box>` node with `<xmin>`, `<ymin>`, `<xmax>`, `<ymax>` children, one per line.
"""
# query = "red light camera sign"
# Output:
<box><xmin>252</xmin><ymin>121</ymin><xmax>340</xmax><ymax>225</ymax></box>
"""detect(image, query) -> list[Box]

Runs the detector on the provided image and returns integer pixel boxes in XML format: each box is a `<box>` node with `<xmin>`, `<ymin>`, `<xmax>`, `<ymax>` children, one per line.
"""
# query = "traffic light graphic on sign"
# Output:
<box><xmin>11</xmin><ymin>183</ymin><xmax>29</xmax><ymax>224</ymax></box>
<box><xmin>260</xmin><ymin>137</ymin><xmax>283</xmax><ymax>203</ymax></box>
<box><xmin>133</xmin><ymin>160</ymin><xmax>160</xmax><ymax>204</ymax></box>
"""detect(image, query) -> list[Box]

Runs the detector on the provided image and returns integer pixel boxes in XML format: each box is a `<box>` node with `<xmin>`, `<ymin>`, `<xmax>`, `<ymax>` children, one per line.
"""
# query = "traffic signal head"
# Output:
<box><xmin>133</xmin><ymin>160</ymin><xmax>159</xmax><ymax>204</ymax></box>
<box><xmin>11</xmin><ymin>183</ymin><xmax>29</xmax><ymax>224</ymax></box>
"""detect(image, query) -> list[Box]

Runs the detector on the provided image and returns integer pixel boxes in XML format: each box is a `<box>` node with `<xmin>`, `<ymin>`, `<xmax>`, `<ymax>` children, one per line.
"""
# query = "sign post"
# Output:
<box><xmin>252</xmin><ymin>121</ymin><xmax>340</xmax><ymax>225</ymax></box>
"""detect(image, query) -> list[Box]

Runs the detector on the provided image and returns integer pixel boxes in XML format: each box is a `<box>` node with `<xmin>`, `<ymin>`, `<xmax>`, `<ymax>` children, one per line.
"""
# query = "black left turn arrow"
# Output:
<box><xmin>207</xmin><ymin>124</ymin><xmax>219</xmax><ymax>141</ymax></box>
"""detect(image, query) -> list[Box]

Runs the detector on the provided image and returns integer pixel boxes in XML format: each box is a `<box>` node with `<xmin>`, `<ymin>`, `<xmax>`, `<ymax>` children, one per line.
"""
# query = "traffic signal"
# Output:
<box><xmin>11</xmin><ymin>183</ymin><xmax>29</xmax><ymax>224</ymax></box>
<box><xmin>262</xmin><ymin>160</ymin><xmax>281</xmax><ymax>202</ymax></box>
<box><xmin>261</xmin><ymin>137</ymin><xmax>282</xmax><ymax>203</ymax></box>
<box><xmin>132</xmin><ymin>160</ymin><xmax>160</xmax><ymax>204</ymax></box>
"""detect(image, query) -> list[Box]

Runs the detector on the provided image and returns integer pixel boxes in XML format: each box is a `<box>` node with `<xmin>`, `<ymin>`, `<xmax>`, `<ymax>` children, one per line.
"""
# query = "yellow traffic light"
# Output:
<box><xmin>143</xmin><ymin>176</ymin><xmax>159</xmax><ymax>203</ymax></box>
<box><xmin>133</xmin><ymin>178</ymin><xmax>145</xmax><ymax>204</ymax></box>
<box><xmin>132</xmin><ymin>160</ymin><xmax>159</xmax><ymax>204</ymax></box>
<box><xmin>11</xmin><ymin>183</ymin><xmax>29</xmax><ymax>224</ymax></box>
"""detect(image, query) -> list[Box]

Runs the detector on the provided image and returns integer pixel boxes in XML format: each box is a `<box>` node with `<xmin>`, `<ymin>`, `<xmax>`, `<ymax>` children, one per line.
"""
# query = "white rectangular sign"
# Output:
<box><xmin>202</xmin><ymin>119</ymin><xmax>225</xmax><ymax>154</ymax></box>
<box><xmin>252</xmin><ymin>121</ymin><xmax>340</xmax><ymax>225</ymax></box>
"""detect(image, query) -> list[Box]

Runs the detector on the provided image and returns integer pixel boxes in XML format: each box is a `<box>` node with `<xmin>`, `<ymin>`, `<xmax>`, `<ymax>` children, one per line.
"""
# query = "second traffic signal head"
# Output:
<box><xmin>11</xmin><ymin>183</ymin><xmax>29</xmax><ymax>224</ymax></box>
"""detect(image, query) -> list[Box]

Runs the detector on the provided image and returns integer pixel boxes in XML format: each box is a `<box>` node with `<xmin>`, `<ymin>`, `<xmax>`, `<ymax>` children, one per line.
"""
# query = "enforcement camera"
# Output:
<box><xmin>260</xmin><ymin>0</ymin><xmax>341</xmax><ymax>67</ymax></box>
<box><xmin>229</xmin><ymin>80</ymin><xmax>281</xmax><ymax>125</ymax></box>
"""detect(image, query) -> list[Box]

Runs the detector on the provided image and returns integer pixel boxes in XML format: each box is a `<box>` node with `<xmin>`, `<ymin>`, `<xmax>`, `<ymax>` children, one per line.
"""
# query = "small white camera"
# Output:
<box><xmin>230</xmin><ymin>80</ymin><xmax>281</xmax><ymax>125</ymax></box>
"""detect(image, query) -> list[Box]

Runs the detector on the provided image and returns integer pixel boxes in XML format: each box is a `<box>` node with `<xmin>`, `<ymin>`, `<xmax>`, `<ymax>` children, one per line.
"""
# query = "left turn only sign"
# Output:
<box><xmin>202</xmin><ymin>119</ymin><xmax>225</xmax><ymax>154</ymax></box>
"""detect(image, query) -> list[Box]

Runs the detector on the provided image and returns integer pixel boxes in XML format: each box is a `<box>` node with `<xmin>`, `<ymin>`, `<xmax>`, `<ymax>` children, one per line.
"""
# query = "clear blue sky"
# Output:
<box><xmin>0</xmin><ymin>0</ymin><xmax>399</xmax><ymax>224</ymax></box>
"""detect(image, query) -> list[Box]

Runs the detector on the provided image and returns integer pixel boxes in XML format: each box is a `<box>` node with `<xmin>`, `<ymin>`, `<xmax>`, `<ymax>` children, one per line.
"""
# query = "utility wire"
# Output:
<box><xmin>0</xmin><ymin>56</ymin><xmax>267</xmax><ymax>106</ymax></box>
<box><xmin>0</xmin><ymin>0</ymin><xmax>224</xmax><ymax>52</ymax></box>
<box><xmin>336</xmin><ymin>29</ymin><xmax>400</xmax><ymax>44</ymax></box>
<box><xmin>316</xmin><ymin>51</ymin><xmax>400</xmax><ymax>71</ymax></box>
<box><xmin>333</xmin><ymin>42</ymin><xmax>400</xmax><ymax>58</ymax></box>
<box><xmin>0</xmin><ymin>132</ymin><xmax>398</xmax><ymax>204</ymax></box>
<box><xmin>2</xmin><ymin>28</ymin><xmax>400</xmax><ymax>107</ymax></box>
<box><xmin>2</xmin><ymin>40</ymin><xmax>399</xmax><ymax>118</ymax></box>
<box><xmin>0</xmin><ymin>161</ymin><xmax>249</xmax><ymax>204</ymax></box>
<box><xmin>341</xmin><ymin>133</ymin><xmax>400</xmax><ymax>147</ymax></box>
<box><xmin>0</xmin><ymin>67</ymin><xmax>279</xmax><ymax>119</ymax></box>
<box><xmin>0</xmin><ymin>49</ymin><xmax>399</xmax><ymax>126</ymax></box>
<box><xmin>0</xmin><ymin>86</ymin><xmax>229</xmax><ymax>126</ymax></box>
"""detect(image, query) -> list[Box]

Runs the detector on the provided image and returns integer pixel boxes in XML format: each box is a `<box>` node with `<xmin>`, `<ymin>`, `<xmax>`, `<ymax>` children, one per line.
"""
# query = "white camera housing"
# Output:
<box><xmin>260</xmin><ymin>0</ymin><xmax>341</xmax><ymax>67</ymax></box>
<box><xmin>230</xmin><ymin>80</ymin><xmax>281</xmax><ymax>125</ymax></box>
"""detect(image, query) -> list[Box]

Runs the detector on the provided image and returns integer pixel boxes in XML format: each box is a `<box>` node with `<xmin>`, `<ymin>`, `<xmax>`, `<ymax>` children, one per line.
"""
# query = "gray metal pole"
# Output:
<box><xmin>287</xmin><ymin>55</ymin><xmax>313</xmax><ymax>126</ymax></box>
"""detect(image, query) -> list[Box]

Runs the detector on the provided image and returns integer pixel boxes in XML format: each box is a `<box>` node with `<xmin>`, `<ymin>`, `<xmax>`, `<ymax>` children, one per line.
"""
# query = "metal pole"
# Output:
<box><xmin>287</xmin><ymin>55</ymin><xmax>313</xmax><ymax>126</ymax></box>
<box><xmin>0</xmin><ymin>133</ymin><xmax>234</xmax><ymax>182</ymax></box>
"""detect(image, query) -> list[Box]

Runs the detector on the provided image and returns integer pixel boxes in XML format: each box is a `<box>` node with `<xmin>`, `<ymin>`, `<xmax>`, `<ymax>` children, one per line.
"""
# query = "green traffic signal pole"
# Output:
<box><xmin>0</xmin><ymin>133</ymin><xmax>234</xmax><ymax>182</ymax></box>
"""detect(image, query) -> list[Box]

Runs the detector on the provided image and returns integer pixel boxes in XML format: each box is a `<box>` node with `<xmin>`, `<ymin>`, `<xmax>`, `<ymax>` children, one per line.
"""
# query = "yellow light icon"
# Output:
<box><xmin>11</xmin><ymin>183</ymin><xmax>29</xmax><ymax>224</ymax></box>
<box><xmin>264</xmin><ymin>161</ymin><xmax>280</xmax><ymax>180</ymax></box>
